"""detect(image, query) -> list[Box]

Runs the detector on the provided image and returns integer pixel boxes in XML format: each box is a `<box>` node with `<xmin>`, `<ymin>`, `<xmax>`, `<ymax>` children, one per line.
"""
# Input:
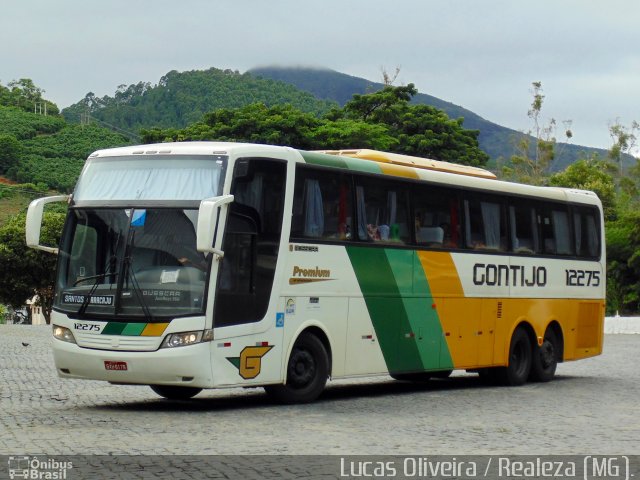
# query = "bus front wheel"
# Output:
<box><xmin>496</xmin><ymin>327</ymin><xmax>532</xmax><ymax>386</ymax></box>
<box><xmin>150</xmin><ymin>385</ymin><xmax>202</xmax><ymax>400</ymax></box>
<box><xmin>265</xmin><ymin>333</ymin><xmax>329</xmax><ymax>404</ymax></box>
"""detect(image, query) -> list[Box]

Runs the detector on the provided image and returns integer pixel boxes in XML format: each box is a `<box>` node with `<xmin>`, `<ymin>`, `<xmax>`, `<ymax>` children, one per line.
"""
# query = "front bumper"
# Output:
<box><xmin>52</xmin><ymin>339</ymin><xmax>214</xmax><ymax>387</ymax></box>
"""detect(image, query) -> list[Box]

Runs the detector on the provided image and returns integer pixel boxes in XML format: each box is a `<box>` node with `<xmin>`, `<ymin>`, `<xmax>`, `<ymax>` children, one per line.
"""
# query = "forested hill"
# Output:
<box><xmin>61</xmin><ymin>65</ymin><xmax>613</xmax><ymax>170</ymax></box>
<box><xmin>0</xmin><ymin>105</ymin><xmax>129</xmax><ymax>193</ymax></box>
<box><xmin>62</xmin><ymin>68</ymin><xmax>337</xmax><ymax>132</ymax></box>
<box><xmin>249</xmin><ymin>66</ymin><xmax>611</xmax><ymax>171</ymax></box>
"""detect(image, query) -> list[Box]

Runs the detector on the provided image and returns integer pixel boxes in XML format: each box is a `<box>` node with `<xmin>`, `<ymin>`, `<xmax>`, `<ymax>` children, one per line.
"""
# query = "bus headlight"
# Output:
<box><xmin>52</xmin><ymin>325</ymin><xmax>77</xmax><ymax>344</ymax></box>
<box><xmin>161</xmin><ymin>329</ymin><xmax>213</xmax><ymax>349</ymax></box>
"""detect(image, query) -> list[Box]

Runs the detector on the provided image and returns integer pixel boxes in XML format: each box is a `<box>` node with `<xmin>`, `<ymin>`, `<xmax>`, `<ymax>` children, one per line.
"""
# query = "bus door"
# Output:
<box><xmin>213</xmin><ymin>158</ymin><xmax>286</xmax><ymax>330</ymax></box>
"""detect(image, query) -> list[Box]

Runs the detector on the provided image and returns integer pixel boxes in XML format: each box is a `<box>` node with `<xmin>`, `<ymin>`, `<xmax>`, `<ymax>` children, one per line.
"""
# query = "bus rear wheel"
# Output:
<box><xmin>150</xmin><ymin>385</ymin><xmax>202</xmax><ymax>400</ymax></box>
<box><xmin>264</xmin><ymin>333</ymin><xmax>329</xmax><ymax>404</ymax></box>
<box><xmin>496</xmin><ymin>327</ymin><xmax>532</xmax><ymax>386</ymax></box>
<box><xmin>530</xmin><ymin>329</ymin><xmax>559</xmax><ymax>382</ymax></box>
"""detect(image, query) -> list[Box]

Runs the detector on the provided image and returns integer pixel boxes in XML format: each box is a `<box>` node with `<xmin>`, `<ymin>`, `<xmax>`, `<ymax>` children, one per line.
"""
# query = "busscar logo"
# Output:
<box><xmin>289</xmin><ymin>266</ymin><xmax>333</xmax><ymax>285</ymax></box>
<box><xmin>289</xmin><ymin>244</ymin><xmax>319</xmax><ymax>252</ymax></box>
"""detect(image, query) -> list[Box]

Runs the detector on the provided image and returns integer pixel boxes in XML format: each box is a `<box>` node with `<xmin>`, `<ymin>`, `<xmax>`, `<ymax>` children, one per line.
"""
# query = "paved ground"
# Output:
<box><xmin>0</xmin><ymin>325</ymin><xmax>638</xmax><ymax>478</ymax></box>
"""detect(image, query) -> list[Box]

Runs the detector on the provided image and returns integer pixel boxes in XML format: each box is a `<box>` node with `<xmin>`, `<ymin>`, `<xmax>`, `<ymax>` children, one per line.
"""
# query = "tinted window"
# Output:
<box><xmin>509</xmin><ymin>203</ymin><xmax>539</xmax><ymax>254</ymax></box>
<box><xmin>292</xmin><ymin>167</ymin><xmax>353</xmax><ymax>241</ymax></box>
<box><xmin>573</xmin><ymin>207</ymin><xmax>600</xmax><ymax>258</ymax></box>
<box><xmin>539</xmin><ymin>204</ymin><xmax>573</xmax><ymax>256</ymax></box>
<box><xmin>464</xmin><ymin>196</ymin><xmax>507</xmax><ymax>251</ymax></box>
<box><xmin>413</xmin><ymin>186</ymin><xmax>461</xmax><ymax>248</ymax></box>
<box><xmin>354</xmin><ymin>177</ymin><xmax>410</xmax><ymax>244</ymax></box>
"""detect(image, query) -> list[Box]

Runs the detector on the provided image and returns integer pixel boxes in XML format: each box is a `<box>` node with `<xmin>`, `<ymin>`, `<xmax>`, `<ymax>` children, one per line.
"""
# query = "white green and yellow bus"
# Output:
<box><xmin>26</xmin><ymin>142</ymin><xmax>605</xmax><ymax>403</ymax></box>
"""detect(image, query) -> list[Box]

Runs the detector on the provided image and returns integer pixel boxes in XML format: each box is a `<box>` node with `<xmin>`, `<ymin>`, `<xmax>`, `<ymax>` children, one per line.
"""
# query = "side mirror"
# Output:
<box><xmin>196</xmin><ymin>194</ymin><xmax>234</xmax><ymax>257</ymax></box>
<box><xmin>25</xmin><ymin>195</ymin><xmax>69</xmax><ymax>254</ymax></box>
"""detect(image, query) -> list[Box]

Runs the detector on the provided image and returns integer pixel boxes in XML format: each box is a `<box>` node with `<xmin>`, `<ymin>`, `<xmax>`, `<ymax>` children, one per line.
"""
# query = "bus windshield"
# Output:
<box><xmin>54</xmin><ymin>208</ymin><xmax>208</xmax><ymax>320</ymax></box>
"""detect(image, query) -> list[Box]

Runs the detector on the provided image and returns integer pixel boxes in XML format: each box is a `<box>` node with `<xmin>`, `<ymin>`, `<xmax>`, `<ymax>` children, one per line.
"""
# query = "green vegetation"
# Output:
<box><xmin>0</xmin><ymin>211</ymin><xmax>65</xmax><ymax>324</ymax></box>
<box><xmin>0</xmin><ymin>83</ymin><xmax>131</xmax><ymax>194</ymax></box>
<box><xmin>15</xmin><ymin>124</ymin><xmax>130</xmax><ymax>191</ymax></box>
<box><xmin>249</xmin><ymin>66</ymin><xmax>617</xmax><ymax>170</ymax></box>
<box><xmin>62</xmin><ymin>68</ymin><xmax>337</xmax><ymax>131</ymax></box>
<box><xmin>2</xmin><ymin>73</ymin><xmax>640</xmax><ymax>316</ymax></box>
<box><xmin>0</xmin><ymin>78</ymin><xmax>59</xmax><ymax>116</ymax></box>
<box><xmin>142</xmin><ymin>83</ymin><xmax>490</xmax><ymax>167</ymax></box>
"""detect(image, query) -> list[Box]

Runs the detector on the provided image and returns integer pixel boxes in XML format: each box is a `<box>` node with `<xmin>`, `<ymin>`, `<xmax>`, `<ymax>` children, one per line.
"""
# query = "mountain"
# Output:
<box><xmin>62</xmin><ymin>68</ymin><xmax>336</xmax><ymax>134</ymax></box>
<box><xmin>249</xmin><ymin>66</ymin><xmax>613</xmax><ymax>171</ymax></box>
<box><xmin>61</xmin><ymin>65</ymin><xmax>616</xmax><ymax>171</ymax></box>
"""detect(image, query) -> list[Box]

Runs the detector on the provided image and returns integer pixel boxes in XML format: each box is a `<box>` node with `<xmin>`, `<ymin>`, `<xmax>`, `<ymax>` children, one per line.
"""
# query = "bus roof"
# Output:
<box><xmin>85</xmin><ymin>142</ymin><xmax>601</xmax><ymax>208</ymax></box>
<box><xmin>315</xmin><ymin>149</ymin><xmax>497</xmax><ymax>180</ymax></box>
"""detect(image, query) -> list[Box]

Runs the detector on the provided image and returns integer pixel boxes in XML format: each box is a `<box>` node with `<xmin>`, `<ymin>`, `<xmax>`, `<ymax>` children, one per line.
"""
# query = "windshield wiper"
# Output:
<box><xmin>121</xmin><ymin>230</ymin><xmax>154</xmax><ymax>321</ymax></box>
<box><xmin>75</xmin><ymin>269</ymin><xmax>118</xmax><ymax>317</ymax></box>
<box><xmin>73</xmin><ymin>271</ymin><xmax>119</xmax><ymax>286</ymax></box>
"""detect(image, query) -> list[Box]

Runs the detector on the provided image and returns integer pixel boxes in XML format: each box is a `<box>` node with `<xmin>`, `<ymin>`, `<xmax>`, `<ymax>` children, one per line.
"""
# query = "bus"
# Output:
<box><xmin>25</xmin><ymin>142</ymin><xmax>605</xmax><ymax>403</ymax></box>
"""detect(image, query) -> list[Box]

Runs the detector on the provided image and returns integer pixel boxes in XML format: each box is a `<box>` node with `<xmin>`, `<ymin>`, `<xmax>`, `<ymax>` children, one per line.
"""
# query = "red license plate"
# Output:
<box><xmin>104</xmin><ymin>361</ymin><xmax>128</xmax><ymax>371</ymax></box>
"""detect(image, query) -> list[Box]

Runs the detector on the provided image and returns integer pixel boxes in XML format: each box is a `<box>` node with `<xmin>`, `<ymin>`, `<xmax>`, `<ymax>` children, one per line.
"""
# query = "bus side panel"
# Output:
<box><xmin>280</xmin><ymin>245</ymin><xmax>365</xmax><ymax>378</ymax></box>
<box><xmin>345</xmin><ymin>297</ymin><xmax>388</xmax><ymax>376</ymax></box>
<box><xmin>210</xmin><ymin>318</ymin><xmax>285</xmax><ymax>387</ymax></box>
<box><xmin>346</xmin><ymin>246</ymin><xmax>453</xmax><ymax>374</ymax></box>
<box><xmin>280</xmin><ymin>296</ymin><xmax>349</xmax><ymax>377</ymax></box>
<box><xmin>422</xmin><ymin>251</ymin><xmax>605</xmax><ymax>368</ymax></box>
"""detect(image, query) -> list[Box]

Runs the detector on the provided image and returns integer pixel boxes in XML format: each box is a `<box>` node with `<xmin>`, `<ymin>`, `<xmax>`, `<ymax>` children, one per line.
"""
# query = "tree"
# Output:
<box><xmin>548</xmin><ymin>156</ymin><xmax>616</xmax><ymax>220</ymax></box>
<box><xmin>502</xmin><ymin>81</ymin><xmax>572</xmax><ymax>185</ymax></box>
<box><xmin>336</xmin><ymin>84</ymin><xmax>489</xmax><ymax>166</ymax></box>
<box><xmin>605</xmin><ymin>209</ymin><xmax>640</xmax><ymax>315</ymax></box>
<box><xmin>0</xmin><ymin>211</ymin><xmax>65</xmax><ymax>324</ymax></box>
<box><xmin>608</xmin><ymin>119</ymin><xmax>639</xmax><ymax>186</ymax></box>
<box><xmin>0</xmin><ymin>134</ymin><xmax>22</xmax><ymax>174</ymax></box>
<box><xmin>142</xmin><ymin>83</ymin><xmax>490</xmax><ymax>167</ymax></box>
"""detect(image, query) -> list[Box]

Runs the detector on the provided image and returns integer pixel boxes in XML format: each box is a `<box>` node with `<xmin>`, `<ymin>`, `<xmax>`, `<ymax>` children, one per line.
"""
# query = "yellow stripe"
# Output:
<box><xmin>141</xmin><ymin>323</ymin><xmax>170</xmax><ymax>336</ymax></box>
<box><xmin>378</xmin><ymin>163</ymin><xmax>419</xmax><ymax>179</ymax></box>
<box><xmin>416</xmin><ymin>251</ymin><xmax>464</xmax><ymax>297</ymax></box>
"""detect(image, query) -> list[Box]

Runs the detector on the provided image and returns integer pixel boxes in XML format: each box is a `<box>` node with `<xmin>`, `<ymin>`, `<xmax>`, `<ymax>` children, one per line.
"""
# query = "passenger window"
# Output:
<box><xmin>355</xmin><ymin>177</ymin><xmax>409</xmax><ymax>244</ymax></box>
<box><xmin>464</xmin><ymin>198</ymin><xmax>506</xmax><ymax>251</ymax></box>
<box><xmin>292</xmin><ymin>167</ymin><xmax>352</xmax><ymax>241</ymax></box>
<box><xmin>539</xmin><ymin>205</ymin><xmax>573</xmax><ymax>256</ymax></box>
<box><xmin>574</xmin><ymin>208</ymin><xmax>600</xmax><ymax>258</ymax></box>
<box><xmin>413</xmin><ymin>186</ymin><xmax>460</xmax><ymax>248</ymax></box>
<box><xmin>509</xmin><ymin>204</ymin><xmax>539</xmax><ymax>254</ymax></box>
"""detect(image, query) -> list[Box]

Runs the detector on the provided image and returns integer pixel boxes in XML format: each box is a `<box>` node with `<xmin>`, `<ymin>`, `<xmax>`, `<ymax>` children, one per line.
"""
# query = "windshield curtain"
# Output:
<box><xmin>54</xmin><ymin>208</ymin><xmax>208</xmax><ymax>320</ymax></box>
<box><xmin>73</xmin><ymin>155</ymin><xmax>226</xmax><ymax>201</ymax></box>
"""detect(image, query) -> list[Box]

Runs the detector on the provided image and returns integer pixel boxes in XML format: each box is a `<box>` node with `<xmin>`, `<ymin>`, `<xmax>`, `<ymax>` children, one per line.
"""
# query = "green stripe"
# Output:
<box><xmin>346</xmin><ymin>246</ymin><xmax>453</xmax><ymax>373</ymax></box>
<box><xmin>101</xmin><ymin>322</ymin><xmax>151</xmax><ymax>336</ymax></box>
<box><xmin>121</xmin><ymin>323</ymin><xmax>147</xmax><ymax>336</ymax></box>
<box><xmin>299</xmin><ymin>151</ymin><xmax>382</xmax><ymax>174</ymax></box>
<box><xmin>101</xmin><ymin>322</ymin><xmax>126</xmax><ymax>335</ymax></box>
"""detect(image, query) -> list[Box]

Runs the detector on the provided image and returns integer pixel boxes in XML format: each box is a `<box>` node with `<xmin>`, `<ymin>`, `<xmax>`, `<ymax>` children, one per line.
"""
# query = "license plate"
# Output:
<box><xmin>104</xmin><ymin>361</ymin><xmax>128</xmax><ymax>371</ymax></box>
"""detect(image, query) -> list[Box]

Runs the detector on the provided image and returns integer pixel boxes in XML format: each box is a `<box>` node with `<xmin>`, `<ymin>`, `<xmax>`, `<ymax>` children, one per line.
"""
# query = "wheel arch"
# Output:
<box><xmin>544</xmin><ymin>320</ymin><xmax>565</xmax><ymax>363</ymax></box>
<box><xmin>506</xmin><ymin>319</ymin><xmax>537</xmax><ymax>362</ymax></box>
<box><xmin>284</xmin><ymin>322</ymin><xmax>333</xmax><ymax>380</ymax></box>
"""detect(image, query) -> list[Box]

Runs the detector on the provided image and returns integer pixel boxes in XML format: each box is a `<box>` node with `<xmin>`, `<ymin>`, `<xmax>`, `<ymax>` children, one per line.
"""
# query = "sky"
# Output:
<box><xmin>2</xmin><ymin>0</ymin><xmax>639</xmax><ymax>153</ymax></box>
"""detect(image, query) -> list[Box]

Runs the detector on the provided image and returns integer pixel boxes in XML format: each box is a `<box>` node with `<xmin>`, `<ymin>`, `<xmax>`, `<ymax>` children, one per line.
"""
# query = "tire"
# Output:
<box><xmin>264</xmin><ymin>333</ymin><xmax>329</xmax><ymax>404</ymax></box>
<box><xmin>530</xmin><ymin>328</ymin><xmax>559</xmax><ymax>382</ymax></box>
<box><xmin>477</xmin><ymin>368</ymin><xmax>500</xmax><ymax>385</ymax></box>
<box><xmin>150</xmin><ymin>385</ymin><xmax>202</xmax><ymax>400</ymax></box>
<box><xmin>390</xmin><ymin>372</ymin><xmax>432</xmax><ymax>382</ymax></box>
<box><xmin>495</xmin><ymin>327</ymin><xmax>532</xmax><ymax>386</ymax></box>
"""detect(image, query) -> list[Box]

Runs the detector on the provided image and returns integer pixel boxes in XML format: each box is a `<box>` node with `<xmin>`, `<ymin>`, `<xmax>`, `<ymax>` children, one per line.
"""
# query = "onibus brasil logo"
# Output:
<box><xmin>8</xmin><ymin>456</ymin><xmax>73</xmax><ymax>479</ymax></box>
